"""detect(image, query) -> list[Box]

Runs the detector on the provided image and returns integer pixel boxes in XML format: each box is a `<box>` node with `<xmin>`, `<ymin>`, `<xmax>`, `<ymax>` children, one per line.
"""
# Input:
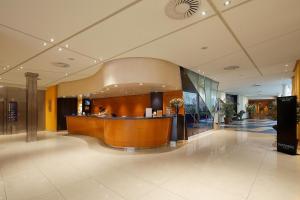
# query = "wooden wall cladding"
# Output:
<box><xmin>92</xmin><ymin>90</ymin><xmax>184</xmax><ymax>117</ymax></box>
<box><xmin>92</xmin><ymin>94</ymin><xmax>150</xmax><ymax>117</ymax></box>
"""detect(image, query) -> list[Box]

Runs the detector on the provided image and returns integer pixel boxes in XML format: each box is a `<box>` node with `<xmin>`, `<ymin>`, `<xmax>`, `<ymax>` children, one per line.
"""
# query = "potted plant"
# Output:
<box><xmin>221</xmin><ymin>102</ymin><xmax>235</xmax><ymax>124</ymax></box>
<box><xmin>246</xmin><ymin>104</ymin><xmax>256</xmax><ymax>119</ymax></box>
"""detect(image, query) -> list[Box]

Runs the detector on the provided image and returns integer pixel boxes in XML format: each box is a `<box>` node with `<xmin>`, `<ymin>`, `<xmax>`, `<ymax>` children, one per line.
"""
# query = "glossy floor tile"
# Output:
<box><xmin>0</xmin><ymin>130</ymin><xmax>299</xmax><ymax>200</ymax></box>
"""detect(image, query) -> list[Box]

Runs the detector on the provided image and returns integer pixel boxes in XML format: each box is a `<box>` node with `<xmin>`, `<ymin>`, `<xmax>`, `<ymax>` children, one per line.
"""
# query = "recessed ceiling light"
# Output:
<box><xmin>202</xmin><ymin>72</ymin><xmax>205</xmax><ymax>75</ymax></box>
<box><xmin>106</xmin><ymin>88</ymin><xmax>110</xmax><ymax>91</ymax></box>
<box><xmin>65</xmin><ymin>44</ymin><xmax>69</xmax><ymax>48</ymax></box>
<box><xmin>162</xmin><ymin>85</ymin><xmax>166</xmax><ymax>88</ymax></box>
<box><xmin>114</xmin><ymin>84</ymin><xmax>118</xmax><ymax>88</ymax></box>
<box><xmin>3</xmin><ymin>67</ymin><xmax>6</xmax><ymax>70</ymax></box>
<box><xmin>17</xmin><ymin>68</ymin><xmax>20</xmax><ymax>71</ymax></box>
<box><xmin>139</xmin><ymin>83</ymin><xmax>143</xmax><ymax>86</ymax></box>
<box><xmin>0</xmin><ymin>85</ymin><xmax>3</xmax><ymax>88</ymax></box>
<box><xmin>224</xmin><ymin>0</ymin><xmax>231</xmax><ymax>6</ymax></box>
<box><xmin>100</xmin><ymin>91</ymin><xmax>104</xmax><ymax>93</ymax></box>
<box><xmin>224</xmin><ymin>65</ymin><xmax>240</xmax><ymax>70</ymax></box>
<box><xmin>50</xmin><ymin>38</ymin><xmax>54</xmax><ymax>42</ymax></box>
<box><xmin>43</xmin><ymin>42</ymin><xmax>47</xmax><ymax>46</ymax></box>
<box><xmin>58</xmin><ymin>47</ymin><xmax>62</xmax><ymax>51</ymax></box>
<box><xmin>65</xmin><ymin>73</ymin><xmax>69</xmax><ymax>76</ymax></box>
<box><xmin>201</xmin><ymin>11</ymin><xmax>207</xmax><ymax>16</ymax></box>
<box><xmin>99</xmin><ymin>57</ymin><xmax>103</xmax><ymax>61</ymax></box>
<box><xmin>0</xmin><ymin>77</ymin><xmax>2</xmax><ymax>80</ymax></box>
<box><xmin>94</xmin><ymin>60</ymin><xmax>97</xmax><ymax>63</ymax></box>
<box><xmin>6</xmin><ymin>65</ymin><xmax>10</xmax><ymax>68</ymax></box>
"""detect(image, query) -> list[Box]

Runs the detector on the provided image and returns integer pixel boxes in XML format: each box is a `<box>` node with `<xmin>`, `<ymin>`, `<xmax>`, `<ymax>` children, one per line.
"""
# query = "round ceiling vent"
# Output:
<box><xmin>165</xmin><ymin>0</ymin><xmax>200</xmax><ymax>20</ymax></box>
<box><xmin>52</xmin><ymin>62</ymin><xmax>70</xmax><ymax>68</ymax></box>
<box><xmin>224</xmin><ymin>65</ymin><xmax>240</xmax><ymax>71</ymax></box>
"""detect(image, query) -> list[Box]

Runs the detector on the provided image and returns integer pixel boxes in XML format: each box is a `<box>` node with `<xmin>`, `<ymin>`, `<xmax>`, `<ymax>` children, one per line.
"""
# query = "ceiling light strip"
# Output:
<box><xmin>207</xmin><ymin>0</ymin><xmax>263</xmax><ymax>76</ymax></box>
<box><xmin>0</xmin><ymin>0</ymin><xmax>143</xmax><ymax>76</ymax></box>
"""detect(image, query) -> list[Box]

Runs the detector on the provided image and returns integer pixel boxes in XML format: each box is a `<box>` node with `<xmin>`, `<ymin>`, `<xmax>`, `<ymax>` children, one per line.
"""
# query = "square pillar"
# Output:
<box><xmin>25</xmin><ymin>72</ymin><xmax>39</xmax><ymax>142</ymax></box>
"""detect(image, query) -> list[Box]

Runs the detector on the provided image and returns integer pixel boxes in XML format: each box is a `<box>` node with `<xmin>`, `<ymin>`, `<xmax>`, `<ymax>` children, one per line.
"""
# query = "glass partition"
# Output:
<box><xmin>180</xmin><ymin>67</ymin><xmax>219</xmax><ymax>137</ymax></box>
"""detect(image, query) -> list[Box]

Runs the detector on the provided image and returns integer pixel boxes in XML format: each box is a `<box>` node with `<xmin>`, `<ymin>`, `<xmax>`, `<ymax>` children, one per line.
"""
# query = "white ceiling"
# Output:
<box><xmin>0</xmin><ymin>0</ymin><xmax>299</xmax><ymax>98</ymax></box>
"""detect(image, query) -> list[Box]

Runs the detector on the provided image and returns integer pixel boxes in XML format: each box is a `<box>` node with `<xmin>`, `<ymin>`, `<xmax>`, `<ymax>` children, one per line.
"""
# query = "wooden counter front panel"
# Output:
<box><xmin>103</xmin><ymin>118</ymin><xmax>172</xmax><ymax>148</ymax></box>
<box><xmin>66</xmin><ymin>116</ymin><xmax>104</xmax><ymax>140</ymax></box>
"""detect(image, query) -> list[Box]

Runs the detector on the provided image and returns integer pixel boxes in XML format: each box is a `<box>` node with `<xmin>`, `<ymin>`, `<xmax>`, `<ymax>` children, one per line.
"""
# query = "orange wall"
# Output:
<box><xmin>45</xmin><ymin>85</ymin><xmax>57</xmax><ymax>131</ymax></box>
<box><xmin>92</xmin><ymin>90</ymin><xmax>184</xmax><ymax>117</ymax></box>
<box><xmin>163</xmin><ymin>90</ymin><xmax>184</xmax><ymax>115</ymax></box>
<box><xmin>292</xmin><ymin>60</ymin><xmax>300</xmax><ymax>141</ymax></box>
<box><xmin>92</xmin><ymin>94</ymin><xmax>150</xmax><ymax>117</ymax></box>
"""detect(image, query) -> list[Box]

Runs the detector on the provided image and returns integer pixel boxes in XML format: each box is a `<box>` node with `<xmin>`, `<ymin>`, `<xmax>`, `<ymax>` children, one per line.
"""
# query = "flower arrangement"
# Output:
<box><xmin>170</xmin><ymin>98</ymin><xmax>184</xmax><ymax>115</ymax></box>
<box><xmin>169</xmin><ymin>98</ymin><xmax>184</xmax><ymax>108</ymax></box>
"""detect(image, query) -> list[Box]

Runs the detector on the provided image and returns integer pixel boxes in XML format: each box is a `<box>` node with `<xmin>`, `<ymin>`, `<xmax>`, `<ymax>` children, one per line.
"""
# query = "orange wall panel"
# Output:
<box><xmin>92</xmin><ymin>90</ymin><xmax>184</xmax><ymax>117</ymax></box>
<box><xmin>163</xmin><ymin>90</ymin><xmax>184</xmax><ymax>115</ymax></box>
<box><xmin>45</xmin><ymin>85</ymin><xmax>57</xmax><ymax>131</ymax></box>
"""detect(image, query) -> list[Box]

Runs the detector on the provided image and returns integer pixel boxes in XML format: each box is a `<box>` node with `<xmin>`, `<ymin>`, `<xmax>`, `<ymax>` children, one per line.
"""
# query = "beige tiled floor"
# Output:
<box><xmin>0</xmin><ymin>130</ymin><xmax>299</xmax><ymax>200</ymax></box>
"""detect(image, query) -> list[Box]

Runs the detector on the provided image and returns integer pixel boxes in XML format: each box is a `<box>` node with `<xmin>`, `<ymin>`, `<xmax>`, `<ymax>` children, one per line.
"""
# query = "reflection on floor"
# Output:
<box><xmin>220</xmin><ymin>119</ymin><xmax>277</xmax><ymax>134</ymax></box>
<box><xmin>0</xmin><ymin>129</ymin><xmax>299</xmax><ymax>200</ymax></box>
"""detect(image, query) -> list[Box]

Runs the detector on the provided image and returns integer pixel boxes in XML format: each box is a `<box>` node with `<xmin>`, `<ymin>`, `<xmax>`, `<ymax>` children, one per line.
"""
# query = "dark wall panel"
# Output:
<box><xmin>57</xmin><ymin>98</ymin><xmax>77</xmax><ymax>131</ymax></box>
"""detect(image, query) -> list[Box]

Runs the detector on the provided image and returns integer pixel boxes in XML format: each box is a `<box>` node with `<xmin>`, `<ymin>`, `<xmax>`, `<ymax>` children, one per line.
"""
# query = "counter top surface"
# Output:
<box><xmin>67</xmin><ymin>115</ymin><xmax>174</xmax><ymax>120</ymax></box>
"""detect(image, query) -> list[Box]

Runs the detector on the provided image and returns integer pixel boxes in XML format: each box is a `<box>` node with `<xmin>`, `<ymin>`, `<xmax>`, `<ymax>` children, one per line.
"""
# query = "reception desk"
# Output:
<box><xmin>66</xmin><ymin>116</ymin><xmax>172</xmax><ymax>148</ymax></box>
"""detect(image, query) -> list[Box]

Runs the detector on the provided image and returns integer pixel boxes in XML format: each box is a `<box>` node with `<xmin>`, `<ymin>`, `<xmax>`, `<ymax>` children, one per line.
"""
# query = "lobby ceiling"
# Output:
<box><xmin>0</xmin><ymin>0</ymin><xmax>299</xmax><ymax>97</ymax></box>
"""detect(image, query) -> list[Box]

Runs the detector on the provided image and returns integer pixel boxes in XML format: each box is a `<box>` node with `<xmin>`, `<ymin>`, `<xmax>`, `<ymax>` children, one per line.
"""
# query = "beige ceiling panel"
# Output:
<box><xmin>211</xmin><ymin>0</ymin><xmax>250</xmax><ymax>12</ymax></box>
<box><xmin>0</xmin><ymin>26</ymin><xmax>49</xmax><ymax>69</ymax></box>
<box><xmin>20</xmin><ymin>47</ymin><xmax>96</xmax><ymax>73</ymax></box>
<box><xmin>0</xmin><ymin>0</ymin><xmax>137</xmax><ymax>41</ymax></box>
<box><xmin>194</xmin><ymin>50</ymin><xmax>259</xmax><ymax>77</ymax></box>
<box><xmin>64</xmin><ymin>0</ymin><xmax>215</xmax><ymax>60</ymax></box>
<box><xmin>222</xmin><ymin>0</ymin><xmax>300</xmax><ymax>47</ymax></box>
<box><xmin>247</xmin><ymin>29</ymin><xmax>300</xmax><ymax>69</ymax></box>
<box><xmin>117</xmin><ymin>16</ymin><xmax>241</xmax><ymax>67</ymax></box>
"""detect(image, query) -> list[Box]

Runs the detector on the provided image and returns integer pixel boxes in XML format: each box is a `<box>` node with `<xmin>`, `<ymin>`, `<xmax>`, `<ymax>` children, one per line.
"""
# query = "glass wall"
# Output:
<box><xmin>180</xmin><ymin>67</ymin><xmax>219</xmax><ymax>137</ymax></box>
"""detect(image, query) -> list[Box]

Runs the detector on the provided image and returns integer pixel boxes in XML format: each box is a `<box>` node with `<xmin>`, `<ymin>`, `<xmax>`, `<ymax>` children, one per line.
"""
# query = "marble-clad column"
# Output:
<box><xmin>25</xmin><ymin>72</ymin><xmax>39</xmax><ymax>142</ymax></box>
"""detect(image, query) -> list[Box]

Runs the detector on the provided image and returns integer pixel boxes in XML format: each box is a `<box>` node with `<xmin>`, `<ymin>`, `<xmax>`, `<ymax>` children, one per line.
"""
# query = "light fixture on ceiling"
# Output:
<box><xmin>0</xmin><ymin>77</ymin><xmax>2</xmax><ymax>80</ymax></box>
<box><xmin>3</xmin><ymin>67</ymin><xmax>6</xmax><ymax>70</ymax></box>
<box><xmin>162</xmin><ymin>85</ymin><xmax>166</xmax><ymax>88</ymax></box>
<box><xmin>94</xmin><ymin>60</ymin><xmax>97</xmax><ymax>63</ymax></box>
<box><xmin>139</xmin><ymin>83</ymin><xmax>143</xmax><ymax>86</ymax></box>
<box><xmin>6</xmin><ymin>65</ymin><xmax>10</xmax><ymax>68</ymax></box>
<box><xmin>52</xmin><ymin>62</ymin><xmax>70</xmax><ymax>68</ymax></box>
<box><xmin>100</xmin><ymin>91</ymin><xmax>104</xmax><ymax>93</ymax></box>
<box><xmin>99</xmin><ymin>57</ymin><xmax>103</xmax><ymax>61</ymax></box>
<box><xmin>165</xmin><ymin>0</ymin><xmax>200</xmax><ymax>20</ymax></box>
<box><xmin>65</xmin><ymin>44</ymin><xmax>69</xmax><ymax>48</ymax></box>
<box><xmin>114</xmin><ymin>85</ymin><xmax>118</xmax><ymax>88</ymax></box>
<box><xmin>253</xmin><ymin>84</ymin><xmax>261</xmax><ymax>87</ymax></box>
<box><xmin>106</xmin><ymin>88</ymin><xmax>110</xmax><ymax>91</ymax></box>
<box><xmin>224</xmin><ymin>65</ymin><xmax>240</xmax><ymax>70</ymax></box>
<box><xmin>43</xmin><ymin>42</ymin><xmax>47</xmax><ymax>46</ymax></box>
<box><xmin>284</xmin><ymin>64</ymin><xmax>289</xmax><ymax>67</ymax></box>
<box><xmin>58</xmin><ymin>47</ymin><xmax>62</xmax><ymax>51</ymax></box>
<box><xmin>224</xmin><ymin>0</ymin><xmax>231</xmax><ymax>6</ymax></box>
<box><xmin>50</xmin><ymin>38</ymin><xmax>54</xmax><ymax>42</ymax></box>
<box><xmin>20</xmin><ymin>66</ymin><xmax>23</xmax><ymax>69</ymax></box>
<box><xmin>0</xmin><ymin>85</ymin><xmax>3</xmax><ymax>88</ymax></box>
<box><xmin>201</xmin><ymin>11</ymin><xmax>207</xmax><ymax>16</ymax></box>
<box><xmin>65</xmin><ymin>73</ymin><xmax>69</xmax><ymax>76</ymax></box>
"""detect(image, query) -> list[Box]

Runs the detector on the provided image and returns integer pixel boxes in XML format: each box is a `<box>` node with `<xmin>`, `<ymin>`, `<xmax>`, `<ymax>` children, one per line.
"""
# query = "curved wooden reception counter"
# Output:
<box><xmin>66</xmin><ymin>116</ymin><xmax>172</xmax><ymax>148</ymax></box>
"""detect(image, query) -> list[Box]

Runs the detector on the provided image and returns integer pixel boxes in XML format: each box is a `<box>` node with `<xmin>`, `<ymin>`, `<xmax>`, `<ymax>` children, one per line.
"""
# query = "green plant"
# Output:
<box><xmin>246</xmin><ymin>104</ymin><xmax>256</xmax><ymax>114</ymax></box>
<box><xmin>221</xmin><ymin>102</ymin><xmax>236</xmax><ymax>118</ymax></box>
